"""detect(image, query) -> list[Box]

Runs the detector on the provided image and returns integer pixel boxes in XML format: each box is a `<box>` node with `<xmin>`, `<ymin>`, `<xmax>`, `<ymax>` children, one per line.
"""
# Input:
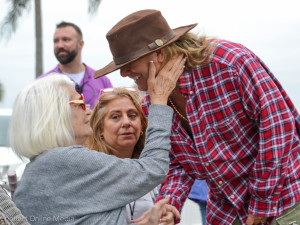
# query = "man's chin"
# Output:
<box><xmin>57</xmin><ymin>58</ymin><xmax>71</xmax><ymax>65</ymax></box>
<box><xmin>137</xmin><ymin>85</ymin><xmax>147</xmax><ymax>92</ymax></box>
<box><xmin>55</xmin><ymin>56</ymin><xmax>66</xmax><ymax>63</ymax></box>
<box><xmin>135</xmin><ymin>81</ymin><xmax>148</xmax><ymax>92</ymax></box>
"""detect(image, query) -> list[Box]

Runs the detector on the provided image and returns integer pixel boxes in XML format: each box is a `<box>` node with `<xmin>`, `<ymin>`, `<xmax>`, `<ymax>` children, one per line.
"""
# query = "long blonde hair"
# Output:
<box><xmin>85</xmin><ymin>88</ymin><xmax>147</xmax><ymax>159</ymax></box>
<box><xmin>163</xmin><ymin>33</ymin><xmax>217</xmax><ymax>69</ymax></box>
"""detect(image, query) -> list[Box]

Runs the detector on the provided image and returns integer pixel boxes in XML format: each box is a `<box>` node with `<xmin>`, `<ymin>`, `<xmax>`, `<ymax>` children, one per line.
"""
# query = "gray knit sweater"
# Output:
<box><xmin>0</xmin><ymin>186</ymin><xmax>30</xmax><ymax>225</ymax></box>
<box><xmin>13</xmin><ymin>105</ymin><xmax>173</xmax><ymax>225</ymax></box>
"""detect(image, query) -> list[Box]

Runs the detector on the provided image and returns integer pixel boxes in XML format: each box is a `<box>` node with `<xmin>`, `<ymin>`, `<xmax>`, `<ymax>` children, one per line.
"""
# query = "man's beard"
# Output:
<box><xmin>55</xmin><ymin>48</ymin><xmax>78</xmax><ymax>65</ymax></box>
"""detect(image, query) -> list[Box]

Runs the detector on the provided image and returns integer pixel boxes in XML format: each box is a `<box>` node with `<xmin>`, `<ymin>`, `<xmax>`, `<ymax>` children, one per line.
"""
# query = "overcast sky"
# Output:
<box><xmin>0</xmin><ymin>0</ymin><xmax>300</xmax><ymax>109</ymax></box>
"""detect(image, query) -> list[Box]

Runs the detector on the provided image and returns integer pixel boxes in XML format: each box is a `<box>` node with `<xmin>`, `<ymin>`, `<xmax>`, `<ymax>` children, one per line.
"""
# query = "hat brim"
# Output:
<box><xmin>94</xmin><ymin>23</ymin><xmax>198</xmax><ymax>79</ymax></box>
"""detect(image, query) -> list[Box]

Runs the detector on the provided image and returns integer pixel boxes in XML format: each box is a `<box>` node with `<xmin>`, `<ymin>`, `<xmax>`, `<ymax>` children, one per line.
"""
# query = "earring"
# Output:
<box><xmin>100</xmin><ymin>135</ymin><xmax>104</xmax><ymax>140</ymax></box>
<box><xmin>140</xmin><ymin>131</ymin><xmax>143</xmax><ymax>136</ymax></box>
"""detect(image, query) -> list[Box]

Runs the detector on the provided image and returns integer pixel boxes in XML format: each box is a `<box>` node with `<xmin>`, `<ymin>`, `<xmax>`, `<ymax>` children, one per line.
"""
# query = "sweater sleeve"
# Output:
<box><xmin>71</xmin><ymin>104</ymin><xmax>173</xmax><ymax>212</ymax></box>
<box><xmin>15</xmin><ymin>104</ymin><xmax>174</xmax><ymax>217</ymax></box>
<box><xmin>0</xmin><ymin>186</ymin><xmax>30</xmax><ymax>225</ymax></box>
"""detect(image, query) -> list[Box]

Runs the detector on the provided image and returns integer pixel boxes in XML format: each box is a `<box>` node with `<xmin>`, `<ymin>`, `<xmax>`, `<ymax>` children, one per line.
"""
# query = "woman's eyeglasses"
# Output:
<box><xmin>69</xmin><ymin>94</ymin><xmax>86</xmax><ymax>111</ymax></box>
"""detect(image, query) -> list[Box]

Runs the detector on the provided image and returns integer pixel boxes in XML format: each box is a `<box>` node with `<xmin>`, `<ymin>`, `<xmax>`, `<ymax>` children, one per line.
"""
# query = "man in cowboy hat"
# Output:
<box><xmin>94</xmin><ymin>9</ymin><xmax>300</xmax><ymax>225</ymax></box>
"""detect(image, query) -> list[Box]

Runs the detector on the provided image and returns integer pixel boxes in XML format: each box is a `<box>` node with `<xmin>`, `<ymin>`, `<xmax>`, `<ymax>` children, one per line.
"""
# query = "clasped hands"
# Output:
<box><xmin>131</xmin><ymin>196</ymin><xmax>180</xmax><ymax>225</ymax></box>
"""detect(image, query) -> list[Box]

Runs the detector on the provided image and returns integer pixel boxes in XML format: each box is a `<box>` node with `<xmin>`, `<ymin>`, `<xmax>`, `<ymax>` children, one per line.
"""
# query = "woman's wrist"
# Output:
<box><xmin>150</xmin><ymin>97</ymin><xmax>168</xmax><ymax>105</ymax></box>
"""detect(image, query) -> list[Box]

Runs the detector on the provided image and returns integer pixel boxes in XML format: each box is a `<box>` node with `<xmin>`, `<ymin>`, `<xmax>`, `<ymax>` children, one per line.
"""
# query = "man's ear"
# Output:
<box><xmin>79</xmin><ymin>40</ymin><xmax>84</xmax><ymax>48</ymax></box>
<box><xmin>156</xmin><ymin>48</ymin><xmax>165</xmax><ymax>63</ymax></box>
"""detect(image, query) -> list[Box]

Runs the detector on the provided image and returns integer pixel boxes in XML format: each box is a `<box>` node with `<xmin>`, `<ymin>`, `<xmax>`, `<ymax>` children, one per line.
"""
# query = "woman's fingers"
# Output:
<box><xmin>161</xmin><ymin>54</ymin><xmax>184</xmax><ymax>72</ymax></box>
<box><xmin>130</xmin><ymin>211</ymin><xmax>148</xmax><ymax>223</ymax></box>
<box><xmin>172</xmin><ymin>55</ymin><xmax>186</xmax><ymax>81</ymax></box>
<box><xmin>160</xmin><ymin>211</ymin><xmax>174</xmax><ymax>225</ymax></box>
<box><xmin>165</xmin><ymin>204</ymin><xmax>180</xmax><ymax>219</ymax></box>
<box><xmin>147</xmin><ymin>60</ymin><xmax>156</xmax><ymax>89</ymax></box>
<box><xmin>147</xmin><ymin>54</ymin><xmax>185</xmax><ymax>105</ymax></box>
<box><xmin>131</xmin><ymin>196</ymin><xmax>169</xmax><ymax>225</ymax></box>
<box><xmin>154</xmin><ymin>195</ymin><xmax>170</xmax><ymax>210</ymax></box>
<box><xmin>130</xmin><ymin>196</ymin><xmax>180</xmax><ymax>225</ymax></box>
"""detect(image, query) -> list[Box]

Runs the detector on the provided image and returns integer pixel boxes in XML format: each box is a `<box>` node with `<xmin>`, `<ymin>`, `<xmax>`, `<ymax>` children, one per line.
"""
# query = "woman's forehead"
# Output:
<box><xmin>66</xmin><ymin>86</ymin><xmax>80</xmax><ymax>99</ymax></box>
<box><xmin>107</xmin><ymin>97</ymin><xmax>135</xmax><ymax>109</ymax></box>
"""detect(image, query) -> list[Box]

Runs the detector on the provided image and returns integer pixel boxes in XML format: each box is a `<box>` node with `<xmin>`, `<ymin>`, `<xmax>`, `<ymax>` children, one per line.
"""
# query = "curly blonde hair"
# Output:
<box><xmin>85</xmin><ymin>88</ymin><xmax>147</xmax><ymax>159</ymax></box>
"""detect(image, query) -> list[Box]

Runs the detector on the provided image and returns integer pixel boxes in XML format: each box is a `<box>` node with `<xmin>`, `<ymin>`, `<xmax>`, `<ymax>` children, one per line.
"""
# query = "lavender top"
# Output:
<box><xmin>40</xmin><ymin>63</ymin><xmax>113</xmax><ymax>109</ymax></box>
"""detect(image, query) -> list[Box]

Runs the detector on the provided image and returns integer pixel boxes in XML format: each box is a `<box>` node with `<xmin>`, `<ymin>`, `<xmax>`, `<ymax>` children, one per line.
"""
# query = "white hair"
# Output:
<box><xmin>8</xmin><ymin>73</ymin><xmax>76</xmax><ymax>159</ymax></box>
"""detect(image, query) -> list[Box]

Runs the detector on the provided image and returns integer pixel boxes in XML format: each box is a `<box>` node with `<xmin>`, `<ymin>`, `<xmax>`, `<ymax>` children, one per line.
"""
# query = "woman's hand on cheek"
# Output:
<box><xmin>147</xmin><ymin>54</ymin><xmax>185</xmax><ymax>105</ymax></box>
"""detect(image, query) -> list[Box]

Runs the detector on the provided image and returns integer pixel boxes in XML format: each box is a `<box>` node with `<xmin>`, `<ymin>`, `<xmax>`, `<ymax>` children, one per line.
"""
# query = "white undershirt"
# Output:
<box><xmin>126</xmin><ymin>186</ymin><xmax>160</xmax><ymax>221</ymax></box>
<box><xmin>62</xmin><ymin>71</ymin><xmax>85</xmax><ymax>84</ymax></box>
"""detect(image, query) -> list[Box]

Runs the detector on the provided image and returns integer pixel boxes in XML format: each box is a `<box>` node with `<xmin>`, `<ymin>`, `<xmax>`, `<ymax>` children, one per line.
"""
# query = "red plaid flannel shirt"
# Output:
<box><xmin>142</xmin><ymin>40</ymin><xmax>300</xmax><ymax>224</ymax></box>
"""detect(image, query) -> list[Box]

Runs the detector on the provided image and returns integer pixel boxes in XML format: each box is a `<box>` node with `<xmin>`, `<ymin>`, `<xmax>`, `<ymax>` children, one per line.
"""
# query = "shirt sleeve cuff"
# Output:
<box><xmin>156</xmin><ymin>194</ymin><xmax>182</xmax><ymax>224</ymax></box>
<box><xmin>248</xmin><ymin>196</ymin><xmax>280</xmax><ymax>217</ymax></box>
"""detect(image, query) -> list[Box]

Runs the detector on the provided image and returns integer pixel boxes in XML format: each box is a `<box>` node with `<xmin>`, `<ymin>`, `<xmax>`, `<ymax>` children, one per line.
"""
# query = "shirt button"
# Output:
<box><xmin>230</xmin><ymin>195</ymin><xmax>235</xmax><ymax>199</ymax></box>
<box><xmin>205</xmin><ymin>163</ymin><xmax>209</xmax><ymax>166</ymax></box>
<box><xmin>189</xmin><ymin>91</ymin><xmax>193</xmax><ymax>94</ymax></box>
<box><xmin>278</xmin><ymin>185</ymin><xmax>282</xmax><ymax>188</ymax></box>
<box><xmin>219</xmin><ymin>181</ymin><xmax>223</xmax><ymax>184</ymax></box>
<box><xmin>273</xmin><ymin>206</ymin><xmax>277</xmax><ymax>210</ymax></box>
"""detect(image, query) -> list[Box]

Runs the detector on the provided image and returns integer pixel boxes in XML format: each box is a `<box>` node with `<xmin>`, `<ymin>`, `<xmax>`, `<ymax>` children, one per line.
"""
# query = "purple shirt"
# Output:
<box><xmin>188</xmin><ymin>180</ymin><xmax>208</xmax><ymax>203</ymax></box>
<box><xmin>40</xmin><ymin>63</ymin><xmax>113</xmax><ymax>109</ymax></box>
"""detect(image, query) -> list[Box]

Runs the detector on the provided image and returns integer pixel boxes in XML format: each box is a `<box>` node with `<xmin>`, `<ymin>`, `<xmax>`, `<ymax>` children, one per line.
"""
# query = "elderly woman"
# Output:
<box><xmin>85</xmin><ymin>87</ymin><xmax>174</xmax><ymax>224</ymax></box>
<box><xmin>9</xmin><ymin>57</ymin><xmax>184</xmax><ymax>225</ymax></box>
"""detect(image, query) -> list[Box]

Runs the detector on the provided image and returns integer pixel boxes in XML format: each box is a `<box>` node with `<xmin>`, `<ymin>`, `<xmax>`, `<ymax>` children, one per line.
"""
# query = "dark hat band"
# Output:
<box><xmin>113</xmin><ymin>30</ymin><xmax>175</xmax><ymax>65</ymax></box>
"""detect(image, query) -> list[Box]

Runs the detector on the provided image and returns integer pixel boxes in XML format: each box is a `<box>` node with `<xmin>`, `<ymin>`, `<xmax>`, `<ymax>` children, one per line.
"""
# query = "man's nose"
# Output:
<box><xmin>55</xmin><ymin>40</ymin><xmax>64</xmax><ymax>49</ymax></box>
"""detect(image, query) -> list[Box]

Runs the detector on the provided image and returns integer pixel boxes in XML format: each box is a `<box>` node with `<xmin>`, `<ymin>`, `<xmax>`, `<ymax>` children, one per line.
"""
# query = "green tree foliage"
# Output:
<box><xmin>0</xmin><ymin>0</ymin><xmax>42</xmax><ymax>77</ymax></box>
<box><xmin>0</xmin><ymin>0</ymin><xmax>31</xmax><ymax>40</ymax></box>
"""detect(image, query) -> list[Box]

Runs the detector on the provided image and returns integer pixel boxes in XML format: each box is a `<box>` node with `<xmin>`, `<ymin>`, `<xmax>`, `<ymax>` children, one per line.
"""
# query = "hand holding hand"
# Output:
<box><xmin>159</xmin><ymin>204</ymin><xmax>179</xmax><ymax>225</ymax></box>
<box><xmin>130</xmin><ymin>196</ymin><xmax>180</xmax><ymax>225</ymax></box>
<box><xmin>148</xmin><ymin>54</ymin><xmax>185</xmax><ymax>105</ymax></box>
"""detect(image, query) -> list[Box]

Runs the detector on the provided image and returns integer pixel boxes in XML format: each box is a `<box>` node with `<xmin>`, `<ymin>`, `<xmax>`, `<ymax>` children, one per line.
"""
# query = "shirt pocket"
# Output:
<box><xmin>207</xmin><ymin>117</ymin><xmax>240</xmax><ymax>144</ymax></box>
<box><xmin>205</xmin><ymin>117</ymin><xmax>243</xmax><ymax>161</ymax></box>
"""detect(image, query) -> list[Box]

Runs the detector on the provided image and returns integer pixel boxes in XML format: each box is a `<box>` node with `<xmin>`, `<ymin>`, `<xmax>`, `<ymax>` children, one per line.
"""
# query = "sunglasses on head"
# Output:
<box><xmin>99</xmin><ymin>87</ymin><xmax>137</xmax><ymax>96</ymax></box>
<box><xmin>69</xmin><ymin>94</ymin><xmax>86</xmax><ymax>111</ymax></box>
<box><xmin>95</xmin><ymin>87</ymin><xmax>137</xmax><ymax>111</ymax></box>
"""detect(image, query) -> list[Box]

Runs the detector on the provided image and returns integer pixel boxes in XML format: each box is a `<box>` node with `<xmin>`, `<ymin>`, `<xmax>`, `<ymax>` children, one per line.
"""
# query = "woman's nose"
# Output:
<box><xmin>86</xmin><ymin>107</ymin><xmax>92</xmax><ymax>115</ymax></box>
<box><xmin>122</xmin><ymin>116</ymin><xmax>131</xmax><ymax>127</ymax></box>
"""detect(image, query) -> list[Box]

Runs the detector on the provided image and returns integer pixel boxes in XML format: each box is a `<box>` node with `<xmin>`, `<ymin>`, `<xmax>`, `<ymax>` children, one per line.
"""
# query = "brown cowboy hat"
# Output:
<box><xmin>94</xmin><ymin>9</ymin><xmax>197</xmax><ymax>78</ymax></box>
